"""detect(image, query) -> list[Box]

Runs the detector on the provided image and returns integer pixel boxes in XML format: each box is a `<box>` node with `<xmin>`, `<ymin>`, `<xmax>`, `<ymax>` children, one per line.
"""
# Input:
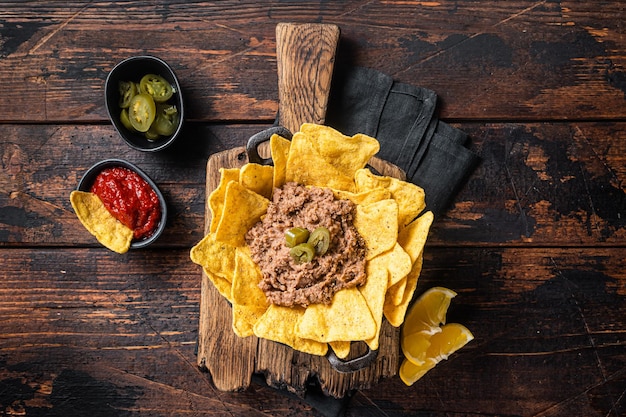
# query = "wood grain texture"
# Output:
<box><xmin>276</xmin><ymin>23</ymin><xmax>339</xmax><ymax>133</ymax></box>
<box><xmin>0</xmin><ymin>1</ymin><xmax>624</xmax><ymax>122</ymax></box>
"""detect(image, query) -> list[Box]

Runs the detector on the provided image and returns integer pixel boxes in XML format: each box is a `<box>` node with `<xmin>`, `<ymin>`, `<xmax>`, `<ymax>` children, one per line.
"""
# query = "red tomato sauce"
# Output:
<box><xmin>90</xmin><ymin>167</ymin><xmax>161</xmax><ymax>240</ymax></box>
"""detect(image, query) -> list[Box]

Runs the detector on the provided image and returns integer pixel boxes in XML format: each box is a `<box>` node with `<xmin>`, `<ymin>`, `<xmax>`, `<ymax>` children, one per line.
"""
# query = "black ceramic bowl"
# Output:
<box><xmin>77</xmin><ymin>159</ymin><xmax>167</xmax><ymax>249</ymax></box>
<box><xmin>105</xmin><ymin>56</ymin><xmax>184</xmax><ymax>152</ymax></box>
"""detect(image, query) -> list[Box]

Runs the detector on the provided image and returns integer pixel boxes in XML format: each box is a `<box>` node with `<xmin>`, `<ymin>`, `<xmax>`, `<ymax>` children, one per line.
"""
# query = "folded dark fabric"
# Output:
<box><xmin>379</xmin><ymin>82</ymin><xmax>438</xmax><ymax>172</ymax></box>
<box><xmin>411</xmin><ymin>121</ymin><xmax>479</xmax><ymax>215</ymax></box>
<box><xmin>326</xmin><ymin>66</ymin><xmax>480</xmax><ymax>218</ymax></box>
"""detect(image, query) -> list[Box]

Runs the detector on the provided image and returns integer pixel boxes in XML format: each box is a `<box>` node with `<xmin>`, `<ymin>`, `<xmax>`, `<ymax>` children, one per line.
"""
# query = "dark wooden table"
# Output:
<box><xmin>1</xmin><ymin>2</ymin><xmax>625</xmax><ymax>416</ymax></box>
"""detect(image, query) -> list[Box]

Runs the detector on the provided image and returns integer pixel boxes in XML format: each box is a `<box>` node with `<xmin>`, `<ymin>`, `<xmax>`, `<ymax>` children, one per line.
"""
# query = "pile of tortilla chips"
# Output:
<box><xmin>190</xmin><ymin>123</ymin><xmax>433</xmax><ymax>359</ymax></box>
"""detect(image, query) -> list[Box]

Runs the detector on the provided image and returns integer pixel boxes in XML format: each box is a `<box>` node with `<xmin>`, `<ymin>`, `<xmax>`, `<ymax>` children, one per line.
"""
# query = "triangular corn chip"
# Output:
<box><xmin>70</xmin><ymin>191</ymin><xmax>133</xmax><ymax>254</ymax></box>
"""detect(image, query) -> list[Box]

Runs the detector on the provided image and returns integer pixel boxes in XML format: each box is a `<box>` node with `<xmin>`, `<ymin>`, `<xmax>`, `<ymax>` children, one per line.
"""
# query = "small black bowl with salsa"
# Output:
<box><xmin>105</xmin><ymin>56</ymin><xmax>185</xmax><ymax>152</ymax></box>
<box><xmin>77</xmin><ymin>159</ymin><xmax>167</xmax><ymax>249</ymax></box>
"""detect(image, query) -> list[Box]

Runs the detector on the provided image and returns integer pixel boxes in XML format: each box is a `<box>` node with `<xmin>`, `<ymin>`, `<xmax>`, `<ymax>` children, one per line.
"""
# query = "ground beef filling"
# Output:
<box><xmin>245</xmin><ymin>182</ymin><xmax>367</xmax><ymax>308</ymax></box>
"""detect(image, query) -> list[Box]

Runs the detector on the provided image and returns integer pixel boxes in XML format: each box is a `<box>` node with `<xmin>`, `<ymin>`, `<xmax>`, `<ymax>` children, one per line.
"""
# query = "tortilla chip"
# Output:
<box><xmin>254</xmin><ymin>304</ymin><xmax>328</xmax><ymax>356</ymax></box>
<box><xmin>387</xmin><ymin>178</ymin><xmax>427</xmax><ymax>228</ymax></box>
<box><xmin>208</xmin><ymin>168</ymin><xmax>240</xmax><ymax>233</ymax></box>
<box><xmin>354</xmin><ymin>199</ymin><xmax>399</xmax><ymax>260</ymax></box>
<box><xmin>331</xmin><ymin>187</ymin><xmax>391</xmax><ymax>206</ymax></box>
<box><xmin>231</xmin><ymin>247</ymin><xmax>269</xmax><ymax>336</ymax></box>
<box><xmin>299</xmin><ymin>123</ymin><xmax>379</xmax><ymax>177</ymax></box>
<box><xmin>329</xmin><ymin>341</ymin><xmax>352</xmax><ymax>359</ymax></box>
<box><xmin>232</xmin><ymin>303</ymin><xmax>258</xmax><ymax>337</ymax></box>
<box><xmin>384</xmin><ymin>253</ymin><xmax>423</xmax><ymax>327</ymax></box>
<box><xmin>292</xmin><ymin>338</ymin><xmax>328</xmax><ymax>356</ymax></box>
<box><xmin>231</xmin><ymin>247</ymin><xmax>266</xmax><ymax>305</ymax></box>
<box><xmin>270</xmin><ymin>133</ymin><xmax>291</xmax><ymax>190</ymax></box>
<box><xmin>297</xmin><ymin>287</ymin><xmax>377</xmax><ymax>343</ymax></box>
<box><xmin>398</xmin><ymin>211</ymin><xmax>434</xmax><ymax>262</ymax></box>
<box><xmin>214</xmin><ymin>181</ymin><xmax>270</xmax><ymax>247</ymax></box>
<box><xmin>354</xmin><ymin>167</ymin><xmax>392</xmax><ymax>190</ymax></box>
<box><xmin>240</xmin><ymin>163</ymin><xmax>274</xmax><ymax>200</ymax></box>
<box><xmin>286</xmin><ymin>132</ymin><xmax>356</xmax><ymax>192</ymax></box>
<box><xmin>190</xmin><ymin>232</ymin><xmax>237</xmax><ymax>282</ymax></box>
<box><xmin>387</xmin><ymin>276</ymin><xmax>408</xmax><ymax>306</ymax></box>
<box><xmin>378</xmin><ymin>243</ymin><xmax>413</xmax><ymax>288</ymax></box>
<box><xmin>70</xmin><ymin>191</ymin><xmax>133</xmax><ymax>254</ymax></box>
<box><xmin>355</xmin><ymin>169</ymin><xmax>427</xmax><ymax>228</ymax></box>
<box><xmin>359</xmin><ymin>259</ymin><xmax>389</xmax><ymax>350</ymax></box>
<box><xmin>203</xmin><ymin>268</ymin><xmax>233</xmax><ymax>303</ymax></box>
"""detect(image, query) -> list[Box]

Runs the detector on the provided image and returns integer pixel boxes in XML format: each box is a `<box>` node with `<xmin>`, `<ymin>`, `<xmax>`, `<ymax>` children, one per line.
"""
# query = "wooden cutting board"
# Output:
<box><xmin>196</xmin><ymin>23</ymin><xmax>405</xmax><ymax>398</ymax></box>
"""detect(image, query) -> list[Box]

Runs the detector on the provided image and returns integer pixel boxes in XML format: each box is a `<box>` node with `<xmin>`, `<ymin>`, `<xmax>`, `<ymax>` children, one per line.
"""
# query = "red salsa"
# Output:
<box><xmin>90</xmin><ymin>166</ymin><xmax>161</xmax><ymax>240</ymax></box>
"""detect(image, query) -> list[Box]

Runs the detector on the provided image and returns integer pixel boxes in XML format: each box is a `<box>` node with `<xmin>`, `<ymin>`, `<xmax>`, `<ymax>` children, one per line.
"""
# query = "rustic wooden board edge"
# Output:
<box><xmin>197</xmin><ymin>147</ymin><xmax>257</xmax><ymax>392</ymax></box>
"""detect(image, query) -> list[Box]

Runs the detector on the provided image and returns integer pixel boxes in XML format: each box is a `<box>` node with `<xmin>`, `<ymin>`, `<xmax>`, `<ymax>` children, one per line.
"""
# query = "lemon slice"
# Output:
<box><xmin>426</xmin><ymin>323</ymin><xmax>474</xmax><ymax>362</ymax></box>
<box><xmin>401</xmin><ymin>330</ymin><xmax>435</xmax><ymax>365</ymax></box>
<box><xmin>399</xmin><ymin>287</ymin><xmax>473</xmax><ymax>386</ymax></box>
<box><xmin>401</xmin><ymin>286</ymin><xmax>457</xmax><ymax>337</ymax></box>
<box><xmin>399</xmin><ymin>357</ymin><xmax>437</xmax><ymax>386</ymax></box>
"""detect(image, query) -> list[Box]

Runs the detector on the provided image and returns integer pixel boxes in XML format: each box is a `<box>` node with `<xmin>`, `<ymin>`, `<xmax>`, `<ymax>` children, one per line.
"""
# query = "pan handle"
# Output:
<box><xmin>246</xmin><ymin>126</ymin><xmax>292</xmax><ymax>166</ymax></box>
<box><xmin>326</xmin><ymin>345</ymin><xmax>379</xmax><ymax>373</ymax></box>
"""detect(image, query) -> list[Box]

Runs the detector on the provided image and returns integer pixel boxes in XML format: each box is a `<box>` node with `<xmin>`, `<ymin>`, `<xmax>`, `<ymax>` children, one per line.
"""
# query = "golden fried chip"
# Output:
<box><xmin>398</xmin><ymin>211</ymin><xmax>434</xmax><ymax>262</ymax></box>
<box><xmin>382</xmin><ymin>211</ymin><xmax>432</xmax><ymax>310</ymax></box>
<box><xmin>354</xmin><ymin>167</ymin><xmax>391</xmax><ymax>190</ymax></box>
<box><xmin>386</xmin><ymin>244</ymin><xmax>413</xmax><ymax>289</ymax></box>
<box><xmin>232</xmin><ymin>247</ymin><xmax>266</xmax><ymax>306</ymax></box>
<box><xmin>300</xmin><ymin>123</ymin><xmax>379</xmax><ymax>176</ymax></box>
<box><xmin>331</xmin><ymin>187</ymin><xmax>391</xmax><ymax>206</ymax></box>
<box><xmin>208</xmin><ymin>168</ymin><xmax>240</xmax><ymax>233</ymax></box>
<box><xmin>297</xmin><ymin>287</ymin><xmax>377</xmax><ymax>343</ymax></box>
<box><xmin>270</xmin><ymin>133</ymin><xmax>291</xmax><ymax>190</ymax></box>
<box><xmin>70</xmin><ymin>191</ymin><xmax>133</xmax><ymax>254</ymax></box>
<box><xmin>388</xmin><ymin>179</ymin><xmax>427</xmax><ymax>228</ymax></box>
<box><xmin>293</xmin><ymin>337</ymin><xmax>328</xmax><ymax>356</ymax></box>
<box><xmin>232</xmin><ymin>303</ymin><xmax>259</xmax><ymax>337</ymax></box>
<box><xmin>240</xmin><ymin>163</ymin><xmax>274</xmax><ymax>200</ymax></box>
<box><xmin>231</xmin><ymin>247</ymin><xmax>269</xmax><ymax>337</ymax></box>
<box><xmin>355</xmin><ymin>169</ymin><xmax>427</xmax><ymax>228</ymax></box>
<box><xmin>286</xmin><ymin>132</ymin><xmax>356</xmax><ymax>192</ymax></box>
<box><xmin>354</xmin><ymin>199</ymin><xmax>399</xmax><ymax>260</ymax></box>
<box><xmin>329</xmin><ymin>341</ymin><xmax>351</xmax><ymax>359</ymax></box>
<box><xmin>214</xmin><ymin>181</ymin><xmax>270</xmax><ymax>247</ymax></box>
<box><xmin>359</xmin><ymin>259</ymin><xmax>389</xmax><ymax>350</ymax></box>
<box><xmin>378</xmin><ymin>243</ymin><xmax>413</xmax><ymax>288</ymax></box>
<box><xmin>387</xmin><ymin>276</ymin><xmax>408</xmax><ymax>306</ymax></box>
<box><xmin>203</xmin><ymin>268</ymin><xmax>233</xmax><ymax>303</ymax></box>
<box><xmin>384</xmin><ymin>253</ymin><xmax>423</xmax><ymax>327</ymax></box>
<box><xmin>190</xmin><ymin>233</ymin><xmax>237</xmax><ymax>282</ymax></box>
<box><xmin>254</xmin><ymin>304</ymin><xmax>328</xmax><ymax>356</ymax></box>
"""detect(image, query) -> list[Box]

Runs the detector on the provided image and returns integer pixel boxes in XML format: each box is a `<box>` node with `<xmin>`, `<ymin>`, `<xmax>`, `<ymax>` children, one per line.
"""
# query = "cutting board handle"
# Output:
<box><xmin>275</xmin><ymin>23</ymin><xmax>340</xmax><ymax>133</ymax></box>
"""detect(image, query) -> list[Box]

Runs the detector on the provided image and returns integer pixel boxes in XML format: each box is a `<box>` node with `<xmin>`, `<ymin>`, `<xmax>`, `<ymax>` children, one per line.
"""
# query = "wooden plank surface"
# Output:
<box><xmin>0</xmin><ymin>1</ymin><xmax>624</xmax><ymax>122</ymax></box>
<box><xmin>1</xmin><ymin>1</ymin><xmax>625</xmax><ymax>416</ymax></box>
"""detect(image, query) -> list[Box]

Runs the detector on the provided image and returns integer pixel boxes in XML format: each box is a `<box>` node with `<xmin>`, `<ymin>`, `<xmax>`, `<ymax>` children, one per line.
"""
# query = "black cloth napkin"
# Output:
<box><xmin>326</xmin><ymin>65</ymin><xmax>480</xmax><ymax>217</ymax></box>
